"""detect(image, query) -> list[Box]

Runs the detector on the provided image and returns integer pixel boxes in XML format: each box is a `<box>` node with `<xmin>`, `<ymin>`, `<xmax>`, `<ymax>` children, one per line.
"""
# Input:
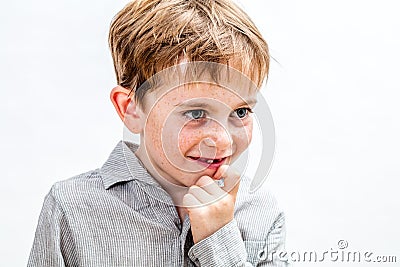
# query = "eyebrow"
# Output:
<box><xmin>174</xmin><ymin>98</ymin><xmax>257</xmax><ymax>109</ymax></box>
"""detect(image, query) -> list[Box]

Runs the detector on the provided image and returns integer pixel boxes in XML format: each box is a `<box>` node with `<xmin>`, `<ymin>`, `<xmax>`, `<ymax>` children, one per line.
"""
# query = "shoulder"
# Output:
<box><xmin>234</xmin><ymin>176</ymin><xmax>285</xmax><ymax>241</ymax></box>
<box><xmin>235</xmin><ymin>175</ymin><xmax>283</xmax><ymax>213</ymax></box>
<box><xmin>48</xmin><ymin>169</ymin><xmax>104</xmax><ymax>205</ymax></box>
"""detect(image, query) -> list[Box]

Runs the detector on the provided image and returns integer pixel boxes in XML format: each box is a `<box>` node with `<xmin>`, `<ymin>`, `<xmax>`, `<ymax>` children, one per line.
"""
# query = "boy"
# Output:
<box><xmin>28</xmin><ymin>0</ymin><xmax>287</xmax><ymax>266</ymax></box>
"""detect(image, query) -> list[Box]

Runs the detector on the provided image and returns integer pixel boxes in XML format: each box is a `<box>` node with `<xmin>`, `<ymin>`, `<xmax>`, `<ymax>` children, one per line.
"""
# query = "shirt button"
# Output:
<box><xmin>245</xmin><ymin>262</ymin><xmax>253</xmax><ymax>267</ymax></box>
<box><xmin>258</xmin><ymin>249</ymin><xmax>268</xmax><ymax>260</ymax></box>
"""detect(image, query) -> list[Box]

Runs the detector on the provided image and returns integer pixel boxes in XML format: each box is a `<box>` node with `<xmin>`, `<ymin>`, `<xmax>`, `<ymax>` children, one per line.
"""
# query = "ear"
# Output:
<box><xmin>110</xmin><ymin>86</ymin><xmax>144</xmax><ymax>134</ymax></box>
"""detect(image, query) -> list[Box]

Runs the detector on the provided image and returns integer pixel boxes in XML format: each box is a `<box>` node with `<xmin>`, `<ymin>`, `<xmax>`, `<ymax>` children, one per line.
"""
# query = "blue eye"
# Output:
<box><xmin>184</xmin><ymin>109</ymin><xmax>206</xmax><ymax>120</ymax></box>
<box><xmin>234</xmin><ymin>107</ymin><xmax>252</xmax><ymax>119</ymax></box>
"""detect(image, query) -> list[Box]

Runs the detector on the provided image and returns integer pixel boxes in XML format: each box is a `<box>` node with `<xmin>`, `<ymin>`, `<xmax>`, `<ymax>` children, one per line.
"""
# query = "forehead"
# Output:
<box><xmin>147</xmin><ymin>82</ymin><xmax>257</xmax><ymax>111</ymax></box>
<box><xmin>142</xmin><ymin>61</ymin><xmax>259</xmax><ymax>109</ymax></box>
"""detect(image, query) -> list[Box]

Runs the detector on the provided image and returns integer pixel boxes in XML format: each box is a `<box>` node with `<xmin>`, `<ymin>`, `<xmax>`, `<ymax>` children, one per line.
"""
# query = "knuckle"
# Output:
<box><xmin>188</xmin><ymin>185</ymin><xmax>199</xmax><ymax>194</ymax></box>
<box><xmin>197</xmin><ymin>175</ymin><xmax>213</xmax><ymax>186</ymax></box>
<box><xmin>219</xmin><ymin>165</ymin><xmax>229</xmax><ymax>176</ymax></box>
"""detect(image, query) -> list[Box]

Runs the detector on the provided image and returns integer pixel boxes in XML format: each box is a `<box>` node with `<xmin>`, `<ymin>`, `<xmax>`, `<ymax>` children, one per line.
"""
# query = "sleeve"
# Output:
<box><xmin>27</xmin><ymin>189</ymin><xmax>68</xmax><ymax>267</ymax></box>
<box><xmin>188</xmin><ymin>219</ymin><xmax>247</xmax><ymax>266</ymax></box>
<box><xmin>257</xmin><ymin>213</ymin><xmax>290</xmax><ymax>266</ymax></box>
<box><xmin>188</xmin><ymin>214</ymin><xmax>290</xmax><ymax>267</ymax></box>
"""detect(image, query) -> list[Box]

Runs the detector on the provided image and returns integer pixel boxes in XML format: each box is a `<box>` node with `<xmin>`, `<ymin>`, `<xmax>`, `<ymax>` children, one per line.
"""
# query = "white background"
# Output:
<box><xmin>1</xmin><ymin>0</ymin><xmax>399</xmax><ymax>266</ymax></box>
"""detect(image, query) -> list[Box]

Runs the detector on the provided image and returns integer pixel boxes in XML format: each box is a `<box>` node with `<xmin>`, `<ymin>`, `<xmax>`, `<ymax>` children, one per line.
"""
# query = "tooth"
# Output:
<box><xmin>206</xmin><ymin>159</ymin><xmax>213</xmax><ymax>164</ymax></box>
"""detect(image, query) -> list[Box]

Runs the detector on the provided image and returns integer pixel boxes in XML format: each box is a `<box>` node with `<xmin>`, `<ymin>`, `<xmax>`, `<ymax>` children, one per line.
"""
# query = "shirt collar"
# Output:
<box><xmin>100</xmin><ymin>141</ymin><xmax>161</xmax><ymax>190</ymax></box>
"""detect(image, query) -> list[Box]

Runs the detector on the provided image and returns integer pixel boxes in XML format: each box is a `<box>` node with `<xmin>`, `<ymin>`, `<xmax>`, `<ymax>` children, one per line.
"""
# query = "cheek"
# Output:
<box><xmin>144</xmin><ymin>108</ymin><xmax>169</xmax><ymax>152</ymax></box>
<box><xmin>245</xmin><ymin>122</ymin><xmax>253</xmax><ymax>144</ymax></box>
<box><xmin>145</xmin><ymin>119</ymin><xmax>161</xmax><ymax>145</ymax></box>
<box><xmin>146</xmin><ymin>93</ymin><xmax>187</xmax><ymax>140</ymax></box>
<box><xmin>178</xmin><ymin>127</ymin><xmax>203</xmax><ymax>155</ymax></box>
<box><xmin>232</xmin><ymin>121</ymin><xmax>253</xmax><ymax>149</ymax></box>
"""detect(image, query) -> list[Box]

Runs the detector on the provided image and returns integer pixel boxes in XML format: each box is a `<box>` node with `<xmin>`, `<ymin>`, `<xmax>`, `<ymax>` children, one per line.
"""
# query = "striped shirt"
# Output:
<box><xmin>28</xmin><ymin>141</ymin><xmax>288</xmax><ymax>266</ymax></box>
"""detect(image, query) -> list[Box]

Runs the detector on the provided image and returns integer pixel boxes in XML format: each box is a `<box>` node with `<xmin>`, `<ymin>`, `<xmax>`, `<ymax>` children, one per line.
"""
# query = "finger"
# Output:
<box><xmin>195</xmin><ymin>175</ymin><xmax>225</xmax><ymax>197</ymax></box>
<box><xmin>213</xmin><ymin>165</ymin><xmax>229</xmax><ymax>180</ymax></box>
<box><xmin>187</xmin><ymin>185</ymin><xmax>214</xmax><ymax>203</ymax></box>
<box><xmin>214</xmin><ymin>165</ymin><xmax>241</xmax><ymax>197</ymax></box>
<box><xmin>182</xmin><ymin>192</ymin><xmax>202</xmax><ymax>208</ymax></box>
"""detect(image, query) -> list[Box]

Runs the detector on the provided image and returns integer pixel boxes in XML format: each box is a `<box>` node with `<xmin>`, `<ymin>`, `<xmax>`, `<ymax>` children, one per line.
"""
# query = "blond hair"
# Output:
<box><xmin>109</xmin><ymin>0</ymin><xmax>269</xmax><ymax>104</ymax></box>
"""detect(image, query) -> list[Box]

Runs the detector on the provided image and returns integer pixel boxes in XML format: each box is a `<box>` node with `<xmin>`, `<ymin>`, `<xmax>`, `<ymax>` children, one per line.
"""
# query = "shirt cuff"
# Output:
<box><xmin>188</xmin><ymin>219</ymin><xmax>247</xmax><ymax>266</ymax></box>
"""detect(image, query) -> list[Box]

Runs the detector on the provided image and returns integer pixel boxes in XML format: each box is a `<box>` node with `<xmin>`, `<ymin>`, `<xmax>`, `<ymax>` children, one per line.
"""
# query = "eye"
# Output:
<box><xmin>233</xmin><ymin>107</ymin><xmax>253</xmax><ymax>119</ymax></box>
<box><xmin>184</xmin><ymin>109</ymin><xmax>206</xmax><ymax>120</ymax></box>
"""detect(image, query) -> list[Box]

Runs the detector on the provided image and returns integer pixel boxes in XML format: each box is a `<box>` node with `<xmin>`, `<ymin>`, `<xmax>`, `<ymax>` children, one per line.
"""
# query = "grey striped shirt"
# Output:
<box><xmin>28</xmin><ymin>141</ymin><xmax>288</xmax><ymax>266</ymax></box>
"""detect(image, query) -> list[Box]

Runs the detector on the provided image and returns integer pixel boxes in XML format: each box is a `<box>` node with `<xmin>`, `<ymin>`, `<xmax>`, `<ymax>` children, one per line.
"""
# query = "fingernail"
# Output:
<box><xmin>216</xmin><ymin>178</ymin><xmax>225</xmax><ymax>187</ymax></box>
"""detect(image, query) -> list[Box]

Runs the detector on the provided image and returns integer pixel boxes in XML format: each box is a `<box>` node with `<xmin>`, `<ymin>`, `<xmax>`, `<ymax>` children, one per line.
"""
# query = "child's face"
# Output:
<box><xmin>135</xmin><ymin>81</ymin><xmax>257</xmax><ymax>187</ymax></box>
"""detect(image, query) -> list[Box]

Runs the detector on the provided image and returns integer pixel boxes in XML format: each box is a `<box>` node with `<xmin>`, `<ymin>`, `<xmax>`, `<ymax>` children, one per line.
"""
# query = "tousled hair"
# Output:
<box><xmin>109</xmin><ymin>0</ymin><xmax>269</xmax><ymax>104</ymax></box>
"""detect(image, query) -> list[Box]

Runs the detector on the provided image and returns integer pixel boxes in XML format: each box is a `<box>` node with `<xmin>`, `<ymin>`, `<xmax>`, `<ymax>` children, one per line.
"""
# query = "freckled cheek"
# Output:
<box><xmin>232</xmin><ymin>123</ymin><xmax>253</xmax><ymax>149</ymax></box>
<box><xmin>143</xmin><ymin>127</ymin><xmax>166</xmax><ymax>161</ymax></box>
<box><xmin>178</xmin><ymin>127</ymin><xmax>203</xmax><ymax>155</ymax></box>
<box><xmin>145</xmin><ymin>105</ymin><xmax>170</xmax><ymax>139</ymax></box>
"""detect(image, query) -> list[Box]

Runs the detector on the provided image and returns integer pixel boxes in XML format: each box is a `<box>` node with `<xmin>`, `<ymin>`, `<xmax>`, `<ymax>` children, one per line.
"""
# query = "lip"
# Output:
<box><xmin>187</xmin><ymin>156</ymin><xmax>228</xmax><ymax>170</ymax></box>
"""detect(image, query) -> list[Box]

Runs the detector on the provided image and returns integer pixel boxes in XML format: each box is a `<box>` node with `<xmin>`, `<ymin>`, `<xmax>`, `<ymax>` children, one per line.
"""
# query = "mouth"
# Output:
<box><xmin>187</xmin><ymin>156</ymin><xmax>228</xmax><ymax>169</ymax></box>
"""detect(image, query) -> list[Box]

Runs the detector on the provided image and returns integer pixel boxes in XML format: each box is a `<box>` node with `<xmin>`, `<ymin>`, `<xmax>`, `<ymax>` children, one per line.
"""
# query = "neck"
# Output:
<box><xmin>176</xmin><ymin>206</ymin><xmax>188</xmax><ymax>223</ymax></box>
<box><xmin>135</xmin><ymin>144</ymin><xmax>189</xmax><ymax>206</ymax></box>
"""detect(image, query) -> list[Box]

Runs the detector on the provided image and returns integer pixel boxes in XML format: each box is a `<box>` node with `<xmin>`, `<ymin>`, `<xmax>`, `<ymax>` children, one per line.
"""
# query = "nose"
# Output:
<box><xmin>203</xmin><ymin>120</ymin><xmax>233</xmax><ymax>151</ymax></box>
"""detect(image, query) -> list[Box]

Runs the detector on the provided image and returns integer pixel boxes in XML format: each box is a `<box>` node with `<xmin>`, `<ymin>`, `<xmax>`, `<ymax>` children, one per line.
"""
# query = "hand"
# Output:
<box><xmin>182</xmin><ymin>165</ymin><xmax>241</xmax><ymax>243</ymax></box>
